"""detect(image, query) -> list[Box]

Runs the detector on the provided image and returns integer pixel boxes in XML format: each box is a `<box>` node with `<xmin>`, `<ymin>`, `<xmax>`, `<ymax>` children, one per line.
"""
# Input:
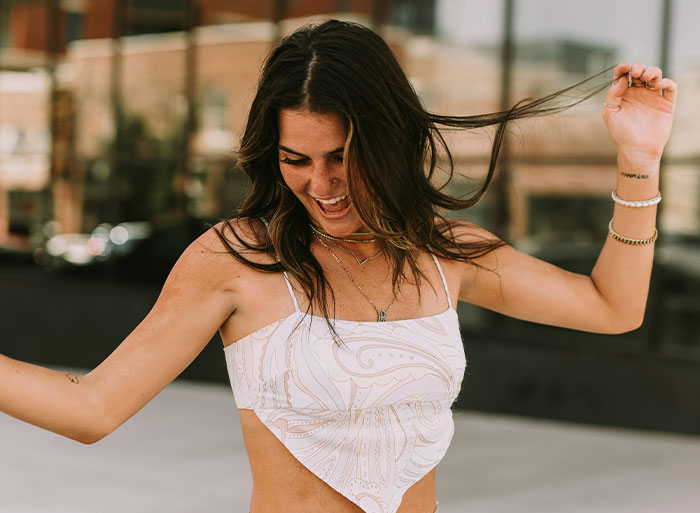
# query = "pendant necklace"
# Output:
<box><xmin>314</xmin><ymin>234</ymin><xmax>398</xmax><ymax>322</ymax></box>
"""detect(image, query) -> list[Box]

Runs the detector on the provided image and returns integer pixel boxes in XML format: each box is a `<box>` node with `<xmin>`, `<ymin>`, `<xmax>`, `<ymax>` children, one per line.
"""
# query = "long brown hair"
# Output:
<box><xmin>211</xmin><ymin>19</ymin><xmax>612</xmax><ymax>324</ymax></box>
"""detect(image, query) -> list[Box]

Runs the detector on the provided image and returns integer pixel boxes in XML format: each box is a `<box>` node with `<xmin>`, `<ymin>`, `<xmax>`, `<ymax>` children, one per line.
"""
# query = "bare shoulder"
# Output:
<box><xmin>194</xmin><ymin>218</ymin><xmax>266</xmax><ymax>253</ymax></box>
<box><xmin>428</xmin><ymin>219</ymin><xmax>505</xmax><ymax>302</ymax></box>
<box><xmin>440</xmin><ymin>219</ymin><xmax>501</xmax><ymax>244</ymax></box>
<box><xmin>82</xmin><ymin>221</ymin><xmax>266</xmax><ymax>434</ymax></box>
<box><xmin>435</xmin><ymin>218</ymin><xmax>505</xmax><ymax>265</ymax></box>
<box><xmin>172</xmin><ymin>218</ymin><xmax>272</xmax><ymax>294</ymax></box>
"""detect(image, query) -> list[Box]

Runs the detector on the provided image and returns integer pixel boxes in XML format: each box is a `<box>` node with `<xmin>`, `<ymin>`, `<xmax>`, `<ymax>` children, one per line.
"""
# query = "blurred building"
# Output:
<box><xmin>3</xmin><ymin>0</ymin><xmax>698</xmax><ymax>251</ymax></box>
<box><xmin>0</xmin><ymin>0</ymin><xmax>698</xmax><ymax>271</ymax></box>
<box><xmin>1</xmin><ymin>0</ymin><xmax>700</xmax><ymax>433</ymax></box>
<box><xmin>0</xmin><ymin>0</ymin><xmax>395</xmax><ymax>245</ymax></box>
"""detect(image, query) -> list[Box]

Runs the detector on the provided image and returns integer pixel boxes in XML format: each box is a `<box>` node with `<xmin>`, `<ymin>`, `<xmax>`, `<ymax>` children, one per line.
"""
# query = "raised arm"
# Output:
<box><xmin>0</xmin><ymin>226</ymin><xmax>238</xmax><ymax>443</ymax></box>
<box><xmin>458</xmin><ymin>62</ymin><xmax>677</xmax><ymax>333</ymax></box>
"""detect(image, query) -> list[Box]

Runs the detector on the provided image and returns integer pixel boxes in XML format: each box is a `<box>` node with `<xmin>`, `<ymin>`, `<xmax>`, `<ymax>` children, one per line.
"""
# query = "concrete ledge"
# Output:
<box><xmin>457</xmin><ymin>333</ymin><xmax>700</xmax><ymax>435</ymax></box>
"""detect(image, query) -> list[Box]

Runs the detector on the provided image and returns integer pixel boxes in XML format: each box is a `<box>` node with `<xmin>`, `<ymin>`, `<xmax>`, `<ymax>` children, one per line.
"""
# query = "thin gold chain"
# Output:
<box><xmin>314</xmin><ymin>234</ymin><xmax>397</xmax><ymax>321</ymax></box>
<box><xmin>310</xmin><ymin>224</ymin><xmax>377</xmax><ymax>243</ymax></box>
<box><xmin>321</xmin><ymin>237</ymin><xmax>384</xmax><ymax>265</ymax></box>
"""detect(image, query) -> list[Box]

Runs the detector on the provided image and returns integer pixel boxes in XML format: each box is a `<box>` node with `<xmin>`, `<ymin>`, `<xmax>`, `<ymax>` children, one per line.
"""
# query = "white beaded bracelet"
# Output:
<box><xmin>611</xmin><ymin>189</ymin><xmax>661</xmax><ymax>208</ymax></box>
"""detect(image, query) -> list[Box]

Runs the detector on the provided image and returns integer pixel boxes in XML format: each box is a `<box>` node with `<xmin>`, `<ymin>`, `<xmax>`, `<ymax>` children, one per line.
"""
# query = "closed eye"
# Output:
<box><xmin>280</xmin><ymin>157</ymin><xmax>308</xmax><ymax>166</ymax></box>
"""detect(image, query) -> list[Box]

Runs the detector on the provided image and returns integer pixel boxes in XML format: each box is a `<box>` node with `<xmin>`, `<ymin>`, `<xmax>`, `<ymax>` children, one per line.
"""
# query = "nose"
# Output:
<box><xmin>309</xmin><ymin>161</ymin><xmax>342</xmax><ymax>195</ymax></box>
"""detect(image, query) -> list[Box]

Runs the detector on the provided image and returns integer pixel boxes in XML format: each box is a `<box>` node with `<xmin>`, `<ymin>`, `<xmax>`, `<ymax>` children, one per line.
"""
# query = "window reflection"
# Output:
<box><xmin>0</xmin><ymin>0</ymin><xmax>698</xmax><ymax>355</ymax></box>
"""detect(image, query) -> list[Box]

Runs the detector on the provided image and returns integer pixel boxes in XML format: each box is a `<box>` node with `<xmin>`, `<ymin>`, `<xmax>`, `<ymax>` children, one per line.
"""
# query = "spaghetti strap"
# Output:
<box><xmin>260</xmin><ymin>218</ymin><xmax>301</xmax><ymax>313</ymax></box>
<box><xmin>281</xmin><ymin>272</ymin><xmax>301</xmax><ymax>312</ymax></box>
<box><xmin>428</xmin><ymin>249</ymin><xmax>453</xmax><ymax>310</ymax></box>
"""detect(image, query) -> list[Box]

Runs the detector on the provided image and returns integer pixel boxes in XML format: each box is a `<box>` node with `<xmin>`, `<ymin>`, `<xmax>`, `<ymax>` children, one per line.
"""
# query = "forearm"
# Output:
<box><xmin>0</xmin><ymin>354</ymin><xmax>105</xmax><ymax>444</ymax></box>
<box><xmin>590</xmin><ymin>152</ymin><xmax>660</xmax><ymax>330</ymax></box>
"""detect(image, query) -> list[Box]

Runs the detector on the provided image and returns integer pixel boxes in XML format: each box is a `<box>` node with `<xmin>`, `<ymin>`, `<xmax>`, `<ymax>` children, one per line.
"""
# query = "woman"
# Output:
<box><xmin>0</xmin><ymin>20</ymin><xmax>676</xmax><ymax>513</ymax></box>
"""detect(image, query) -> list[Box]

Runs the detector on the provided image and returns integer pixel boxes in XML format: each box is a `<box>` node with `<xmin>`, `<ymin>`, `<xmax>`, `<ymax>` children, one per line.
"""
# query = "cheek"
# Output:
<box><xmin>279</xmin><ymin>168</ymin><xmax>307</xmax><ymax>196</ymax></box>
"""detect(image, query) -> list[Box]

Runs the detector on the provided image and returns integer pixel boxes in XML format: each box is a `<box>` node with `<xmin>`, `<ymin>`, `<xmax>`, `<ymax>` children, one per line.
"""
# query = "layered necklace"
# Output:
<box><xmin>310</xmin><ymin>224</ymin><xmax>383</xmax><ymax>265</ymax></box>
<box><xmin>311</xmin><ymin>226</ymin><xmax>398</xmax><ymax>322</ymax></box>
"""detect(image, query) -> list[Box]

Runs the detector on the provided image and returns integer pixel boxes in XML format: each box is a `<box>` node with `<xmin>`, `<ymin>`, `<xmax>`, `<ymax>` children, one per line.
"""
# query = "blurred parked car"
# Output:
<box><xmin>40</xmin><ymin>222</ymin><xmax>153</xmax><ymax>267</ymax></box>
<box><xmin>34</xmin><ymin>218</ymin><xmax>201</xmax><ymax>283</ymax></box>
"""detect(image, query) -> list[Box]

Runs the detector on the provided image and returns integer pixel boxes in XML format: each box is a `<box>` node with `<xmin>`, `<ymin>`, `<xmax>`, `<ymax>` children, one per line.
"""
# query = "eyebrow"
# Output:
<box><xmin>278</xmin><ymin>145</ymin><xmax>345</xmax><ymax>158</ymax></box>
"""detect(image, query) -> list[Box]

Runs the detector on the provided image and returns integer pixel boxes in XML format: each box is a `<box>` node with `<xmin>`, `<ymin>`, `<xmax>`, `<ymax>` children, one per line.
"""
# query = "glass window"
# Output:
<box><xmin>663</xmin><ymin>0</ymin><xmax>700</xmax><ymax>236</ymax></box>
<box><xmin>0</xmin><ymin>70</ymin><xmax>51</xmax><ymax>246</ymax></box>
<box><xmin>509</xmin><ymin>0</ymin><xmax>662</xmax><ymax>245</ymax></box>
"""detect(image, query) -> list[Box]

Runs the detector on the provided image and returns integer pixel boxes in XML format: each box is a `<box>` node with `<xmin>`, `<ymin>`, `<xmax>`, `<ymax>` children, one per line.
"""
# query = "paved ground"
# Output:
<box><xmin>2</xmin><ymin>378</ymin><xmax>699</xmax><ymax>513</ymax></box>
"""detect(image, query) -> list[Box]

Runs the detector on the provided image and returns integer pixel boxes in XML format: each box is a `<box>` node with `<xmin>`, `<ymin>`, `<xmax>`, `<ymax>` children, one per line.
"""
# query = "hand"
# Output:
<box><xmin>603</xmin><ymin>62</ymin><xmax>677</xmax><ymax>162</ymax></box>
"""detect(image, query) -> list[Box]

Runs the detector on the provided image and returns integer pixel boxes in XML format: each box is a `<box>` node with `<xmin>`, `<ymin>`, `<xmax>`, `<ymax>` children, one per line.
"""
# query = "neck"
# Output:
<box><xmin>309</xmin><ymin>224</ymin><xmax>376</xmax><ymax>242</ymax></box>
<box><xmin>312</xmin><ymin>231</ymin><xmax>384</xmax><ymax>265</ymax></box>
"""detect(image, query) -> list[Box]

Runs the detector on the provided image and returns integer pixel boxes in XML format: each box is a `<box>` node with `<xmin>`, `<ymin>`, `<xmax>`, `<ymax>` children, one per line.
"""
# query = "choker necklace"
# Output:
<box><xmin>310</xmin><ymin>224</ymin><xmax>376</xmax><ymax>243</ymax></box>
<box><xmin>314</xmin><ymin>234</ymin><xmax>398</xmax><ymax>321</ymax></box>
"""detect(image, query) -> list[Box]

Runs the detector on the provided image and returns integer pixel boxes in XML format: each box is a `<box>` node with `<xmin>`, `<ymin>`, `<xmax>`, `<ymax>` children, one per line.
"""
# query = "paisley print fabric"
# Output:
<box><xmin>224</xmin><ymin>255</ymin><xmax>466</xmax><ymax>513</ymax></box>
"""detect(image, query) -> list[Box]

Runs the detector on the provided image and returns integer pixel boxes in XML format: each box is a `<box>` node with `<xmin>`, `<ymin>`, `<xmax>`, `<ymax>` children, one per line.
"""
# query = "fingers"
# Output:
<box><xmin>657</xmin><ymin>77</ymin><xmax>678</xmax><ymax>102</ymax></box>
<box><xmin>612</xmin><ymin>62</ymin><xmax>632</xmax><ymax>84</ymax></box>
<box><xmin>641</xmin><ymin>66</ymin><xmax>663</xmax><ymax>88</ymax></box>
<box><xmin>606</xmin><ymin>63</ymin><xmax>631</xmax><ymax>108</ymax></box>
<box><xmin>609</xmin><ymin>61</ymin><xmax>676</xmax><ymax>101</ymax></box>
<box><xmin>629</xmin><ymin>62</ymin><xmax>647</xmax><ymax>85</ymax></box>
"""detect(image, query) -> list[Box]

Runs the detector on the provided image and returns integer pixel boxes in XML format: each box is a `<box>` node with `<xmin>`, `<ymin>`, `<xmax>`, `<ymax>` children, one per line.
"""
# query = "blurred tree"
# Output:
<box><xmin>95</xmin><ymin>110</ymin><xmax>183</xmax><ymax>224</ymax></box>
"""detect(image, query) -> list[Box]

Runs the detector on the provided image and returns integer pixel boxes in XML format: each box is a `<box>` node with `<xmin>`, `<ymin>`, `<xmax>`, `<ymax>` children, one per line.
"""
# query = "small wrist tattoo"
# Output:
<box><xmin>65</xmin><ymin>373</ymin><xmax>80</xmax><ymax>384</ymax></box>
<box><xmin>621</xmin><ymin>171</ymin><xmax>649</xmax><ymax>179</ymax></box>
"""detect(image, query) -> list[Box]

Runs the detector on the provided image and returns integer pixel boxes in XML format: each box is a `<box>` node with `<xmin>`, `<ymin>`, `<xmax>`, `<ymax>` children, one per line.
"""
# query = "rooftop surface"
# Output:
<box><xmin>2</xmin><ymin>379</ymin><xmax>699</xmax><ymax>513</ymax></box>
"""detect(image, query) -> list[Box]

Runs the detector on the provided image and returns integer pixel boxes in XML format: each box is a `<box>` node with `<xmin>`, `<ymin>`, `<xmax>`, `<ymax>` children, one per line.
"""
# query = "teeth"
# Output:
<box><xmin>316</xmin><ymin>195</ymin><xmax>347</xmax><ymax>205</ymax></box>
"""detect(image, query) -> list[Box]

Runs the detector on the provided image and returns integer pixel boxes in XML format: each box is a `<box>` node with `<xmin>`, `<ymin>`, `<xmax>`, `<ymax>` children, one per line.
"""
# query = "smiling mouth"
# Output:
<box><xmin>315</xmin><ymin>194</ymin><xmax>350</xmax><ymax>214</ymax></box>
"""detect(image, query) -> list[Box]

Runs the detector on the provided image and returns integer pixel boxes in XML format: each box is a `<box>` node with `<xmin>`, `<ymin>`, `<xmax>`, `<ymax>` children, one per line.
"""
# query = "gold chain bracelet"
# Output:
<box><xmin>608</xmin><ymin>220</ymin><xmax>658</xmax><ymax>246</ymax></box>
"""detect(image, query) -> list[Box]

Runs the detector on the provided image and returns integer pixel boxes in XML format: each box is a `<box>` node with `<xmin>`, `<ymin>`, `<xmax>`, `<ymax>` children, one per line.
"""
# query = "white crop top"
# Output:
<box><xmin>224</xmin><ymin>254</ymin><xmax>466</xmax><ymax>513</ymax></box>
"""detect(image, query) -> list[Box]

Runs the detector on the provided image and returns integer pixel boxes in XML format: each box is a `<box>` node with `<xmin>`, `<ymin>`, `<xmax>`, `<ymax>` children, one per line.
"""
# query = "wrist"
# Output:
<box><xmin>616</xmin><ymin>152</ymin><xmax>660</xmax><ymax>199</ymax></box>
<box><xmin>617</xmin><ymin>150</ymin><xmax>662</xmax><ymax>170</ymax></box>
<box><xmin>617</xmin><ymin>152</ymin><xmax>660</xmax><ymax>188</ymax></box>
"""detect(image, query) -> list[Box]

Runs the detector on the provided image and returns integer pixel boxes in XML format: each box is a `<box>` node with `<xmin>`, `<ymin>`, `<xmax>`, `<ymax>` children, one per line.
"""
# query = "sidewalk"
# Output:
<box><xmin>2</xmin><ymin>379</ymin><xmax>699</xmax><ymax>513</ymax></box>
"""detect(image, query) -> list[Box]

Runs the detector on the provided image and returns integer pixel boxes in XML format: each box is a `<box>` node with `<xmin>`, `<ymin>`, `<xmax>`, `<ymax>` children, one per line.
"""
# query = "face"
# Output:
<box><xmin>277</xmin><ymin>108</ymin><xmax>364</xmax><ymax>237</ymax></box>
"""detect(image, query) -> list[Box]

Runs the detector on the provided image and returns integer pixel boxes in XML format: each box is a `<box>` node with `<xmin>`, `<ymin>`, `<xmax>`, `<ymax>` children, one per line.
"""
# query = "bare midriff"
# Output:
<box><xmin>239</xmin><ymin>409</ymin><xmax>438</xmax><ymax>513</ymax></box>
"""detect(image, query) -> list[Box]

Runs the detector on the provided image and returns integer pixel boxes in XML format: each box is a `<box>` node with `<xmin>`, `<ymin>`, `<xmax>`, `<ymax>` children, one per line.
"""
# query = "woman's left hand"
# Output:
<box><xmin>603</xmin><ymin>61</ymin><xmax>677</xmax><ymax>162</ymax></box>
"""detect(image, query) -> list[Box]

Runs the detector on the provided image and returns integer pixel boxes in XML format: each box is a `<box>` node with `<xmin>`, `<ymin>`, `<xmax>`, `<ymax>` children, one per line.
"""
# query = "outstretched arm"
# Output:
<box><xmin>0</xmin><ymin>227</ymin><xmax>237</xmax><ymax>443</ymax></box>
<box><xmin>458</xmin><ymin>62</ymin><xmax>677</xmax><ymax>333</ymax></box>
